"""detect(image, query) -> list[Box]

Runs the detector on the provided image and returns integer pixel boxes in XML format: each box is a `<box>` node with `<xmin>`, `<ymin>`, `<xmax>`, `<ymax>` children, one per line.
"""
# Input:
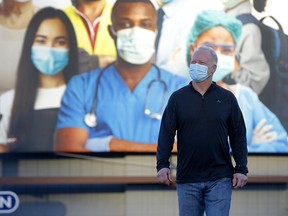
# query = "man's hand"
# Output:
<box><xmin>157</xmin><ymin>168</ymin><xmax>173</xmax><ymax>186</ymax></box>
<box><xmin>233</xmin><ymin>173</ymin><xmax>248</xmax><ymax>189</ymax></box>
<box><xmin>252</xmin><ymin>118</ymin><xmax>277</xmax><ymax>144</ymax></box>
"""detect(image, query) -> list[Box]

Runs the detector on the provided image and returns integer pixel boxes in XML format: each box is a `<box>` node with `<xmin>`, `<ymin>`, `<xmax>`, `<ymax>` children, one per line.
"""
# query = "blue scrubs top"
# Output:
<box><xmin>236</xmin><ymin>85</ymin><xmax>288</xmax><ymax>153</ymax></box>
<box><xmin>57</xmin><ymin>64</ymin><xmax>188</xmax><ymax>144</ymax></box>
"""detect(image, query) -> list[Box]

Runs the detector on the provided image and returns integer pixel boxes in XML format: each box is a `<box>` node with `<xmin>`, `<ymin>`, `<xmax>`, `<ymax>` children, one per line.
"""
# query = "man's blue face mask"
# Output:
<box><xmin>189</xmin><ymin>63</ymin><xmax>210</xmax><ymax>83</ymax></box>
<box><xmin>195</xmin><ymin>42</ymin><xmax>236</xmax><ymax>82</ymax></box>
<box><xmin>31</xmin><ymin>46</ymin><xmax>69</xmax><ymax>75</ymax></box>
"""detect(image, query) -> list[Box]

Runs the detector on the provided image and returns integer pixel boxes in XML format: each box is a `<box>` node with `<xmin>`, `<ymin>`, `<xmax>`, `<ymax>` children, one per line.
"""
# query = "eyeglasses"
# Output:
<box><xmin>196</xmin><ymin>42</ymin><xmax>236</xmax><ymax>56</ymax></box>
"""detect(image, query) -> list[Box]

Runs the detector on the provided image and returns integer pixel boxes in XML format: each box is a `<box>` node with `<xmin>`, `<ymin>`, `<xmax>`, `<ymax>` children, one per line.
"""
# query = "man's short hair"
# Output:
<box><xmin>192</xmin><ymin>46</ymin><xmax>218</xmax><ymax>65</ymax></box>
<box><xmin>111</xmin><ymin>0</ymin><xmax>156</xmax><ymax>21</ymax></box>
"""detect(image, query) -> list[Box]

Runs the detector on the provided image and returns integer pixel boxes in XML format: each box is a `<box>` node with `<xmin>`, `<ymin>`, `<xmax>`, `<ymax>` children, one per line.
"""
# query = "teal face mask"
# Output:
<box><xmin>213</xmin><ymin>54</ymin><xmax>235</xmax><ymax>82</ymax></box>
<box><xmin>31</xmin><ymin>46</ymin><xmax>69</xmax><ymax>75</ymax></box>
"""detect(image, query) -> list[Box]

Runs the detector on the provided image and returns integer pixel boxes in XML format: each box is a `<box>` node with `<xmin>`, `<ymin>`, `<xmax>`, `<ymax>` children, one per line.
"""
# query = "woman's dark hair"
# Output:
<box><xmin>8</xmin><ymin>7</ymin><xmax>78</xmax><ymax>146</ymax></box>
<box><xmin>253</xmin><ymin>0</ymin><xmax>267</xmax><ymax>12</ymax></box>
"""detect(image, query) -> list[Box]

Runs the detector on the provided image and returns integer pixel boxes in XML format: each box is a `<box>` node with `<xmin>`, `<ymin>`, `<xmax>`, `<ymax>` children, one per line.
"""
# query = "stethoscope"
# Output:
<box><xmin>84</xmin><ymin>63</ymin><xmax>168</xmax><ymax>128</ymax></box>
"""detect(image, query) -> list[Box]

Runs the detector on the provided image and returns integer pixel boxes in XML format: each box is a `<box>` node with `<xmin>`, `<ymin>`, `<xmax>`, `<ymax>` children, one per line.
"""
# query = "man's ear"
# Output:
<box><xmin>213</xmin><ymin>64</ymin><xmax>217</xmax><ymax>73</ymax></box>
<box><xmin>108</xmin><ymin>25</ymin><xmax>116</xmax><ymax>40</ymax></box>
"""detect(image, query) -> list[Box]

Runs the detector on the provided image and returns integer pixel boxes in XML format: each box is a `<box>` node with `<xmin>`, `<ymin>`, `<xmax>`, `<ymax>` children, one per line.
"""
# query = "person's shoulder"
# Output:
<box><xmin>68</xmin><ymin>68</ymin><xmax>102</xmax><ymax>87</ymax></box>
<box><xmin>104</xmin><ymin>2</ymin><xmax>113</xmax><ymax>9</ymax></box>
<box><xmin>102</xmin><ymin>2</ymin><xmax>113</xmax><ymax>14</ymax></box>
<box><xmin>171</xmin><ymin>83</ymin><xmax>190</xmax><ymax>97</ymax></box>
<box><xmin>63</xmin><ymin>5</ymin><xmax>74</xmax><ymax>14</ymax></box>
<box><xmin>214</xmin><ymin>83</ymin><xmax>228</xmax><ymax>92</ymax></box>
<box><xmin>238</xmin><ymin>84</ymin><xmax>256</xmax><ymax>93</ymax></box>
<box><xmin>237</xmin><ymin>84</ymin><xmax>258</xmax><ymax>99</ymax></box>
<box><xmin>159</xmin><ymin>68</ymin><xmax>190</xmax><ymax>86</ymax></box>
<box><xmin>242</xmin><ymin>22</ymin><xmax>261</xmax><ymax>34</ymax></box>
<box><xmin>214</xmin><ymin>83</ymin><xmax>235</xmax><ymax>98</ymax></box>
<box><xmin>238</xmin><ymin>15</ymin><xmax>261</xmax><ymax>35</ymax></box>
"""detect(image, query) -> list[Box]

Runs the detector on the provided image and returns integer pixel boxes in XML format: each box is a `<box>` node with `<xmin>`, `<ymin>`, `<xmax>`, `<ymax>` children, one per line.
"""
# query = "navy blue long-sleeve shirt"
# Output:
<box><xmin>157</xmin><ymin>82</ymin><xmax>248</xmax><ymax>183</ymax></box>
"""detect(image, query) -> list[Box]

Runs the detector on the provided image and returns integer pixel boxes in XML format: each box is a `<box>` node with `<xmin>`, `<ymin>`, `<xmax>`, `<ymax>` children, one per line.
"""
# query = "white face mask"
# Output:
<box><xmin>219</xmin><ymin>0</ymin><xmax>241</xmax><ymax>9</ymax></box>
<box><xmin>189</xmin><ymin>63</ymin><xmax>210</xmax><ymax>82</ymax></box>
<box><xmin>213</xmin><ymin>54</ymin><xmax>235</xmax><ymax>82</ymax></box>
<box><xmin>115</xmin><ymin>26</ymin><xmax>156</xmax><ymax>65</ymax></box>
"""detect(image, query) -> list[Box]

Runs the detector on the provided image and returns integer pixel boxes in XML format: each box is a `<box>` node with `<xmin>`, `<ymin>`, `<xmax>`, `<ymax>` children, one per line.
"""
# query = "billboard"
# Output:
<box><xmin>0</xmin><ymin>0</ymin><xmax>287</xmax><ymax>154</ymax></box>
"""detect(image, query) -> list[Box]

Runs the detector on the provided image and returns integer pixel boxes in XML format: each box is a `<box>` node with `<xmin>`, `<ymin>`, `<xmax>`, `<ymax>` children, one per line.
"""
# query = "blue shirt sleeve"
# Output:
<box><xmin>238</xmin><ymin>86</ymin><xmax>288</xmax><ymax>153</ymax></box>
<box><xmin>56</xmin><ymin>74</ymin><xmax>91</xmax><ymax>131</ymax></box>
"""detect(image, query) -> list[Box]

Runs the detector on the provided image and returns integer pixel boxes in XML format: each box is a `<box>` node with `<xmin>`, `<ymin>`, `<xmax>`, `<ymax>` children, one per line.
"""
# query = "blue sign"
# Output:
<box><xmin>0</xmin><ymin>191</ymin><xmax>19</xmax><ymax>214</ymax></box>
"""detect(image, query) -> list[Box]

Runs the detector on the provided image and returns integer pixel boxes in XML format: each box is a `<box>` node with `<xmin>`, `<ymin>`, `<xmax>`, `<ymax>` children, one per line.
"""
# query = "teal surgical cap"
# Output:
<box><xmin>186</xmin><ymin>10</ymin><xmax>242</xmax><ymax>65</ymax></box>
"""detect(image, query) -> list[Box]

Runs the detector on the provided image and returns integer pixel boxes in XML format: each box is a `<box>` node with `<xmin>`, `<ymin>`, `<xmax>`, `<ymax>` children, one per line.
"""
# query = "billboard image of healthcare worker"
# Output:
<box><xmin>0</xmin><ymin>0</ymin><xmax>287</xmax><ymax>154</ymax></box>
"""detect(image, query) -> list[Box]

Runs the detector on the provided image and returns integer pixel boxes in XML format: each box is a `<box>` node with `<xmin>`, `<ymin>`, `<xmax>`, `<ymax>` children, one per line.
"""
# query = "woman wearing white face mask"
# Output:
<box><xmin>0</xmin><ymin>7</ymin><xmax>78</xmax><ymax>152</ymax></box>
<box><xmin>187</xmin><ymin>10</ymin><xmax>288</xmax><ymax>153</ymax></box>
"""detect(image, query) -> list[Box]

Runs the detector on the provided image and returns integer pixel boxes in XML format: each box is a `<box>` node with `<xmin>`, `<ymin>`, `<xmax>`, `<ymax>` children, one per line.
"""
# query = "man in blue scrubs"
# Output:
<box><xmin>54</xmin><ymin>0</ymin><xmax>188</xmax><ymax>152</ymax></box>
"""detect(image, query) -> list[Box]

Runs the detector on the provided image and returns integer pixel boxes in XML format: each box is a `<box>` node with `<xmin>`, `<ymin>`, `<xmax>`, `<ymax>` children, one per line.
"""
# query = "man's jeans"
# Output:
<box><xmin>177</xmin><ymin>177</ymin><xmax>232</xmax><ymax>216</ymax></box>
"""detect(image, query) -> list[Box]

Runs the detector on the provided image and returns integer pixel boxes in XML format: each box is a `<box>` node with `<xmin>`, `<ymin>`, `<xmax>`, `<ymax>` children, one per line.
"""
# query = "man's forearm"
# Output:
<box><xmin>109</xmin><ymin>137</ymin><xmax>157</xmax><ymax>152</ymax></box>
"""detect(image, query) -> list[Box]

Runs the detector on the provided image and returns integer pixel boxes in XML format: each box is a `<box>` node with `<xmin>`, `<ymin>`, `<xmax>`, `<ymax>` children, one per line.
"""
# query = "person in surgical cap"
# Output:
<box><xmin>187</xmin><ymin>10</ymin><xmax>288</xmax><ymax>153</ymax></box>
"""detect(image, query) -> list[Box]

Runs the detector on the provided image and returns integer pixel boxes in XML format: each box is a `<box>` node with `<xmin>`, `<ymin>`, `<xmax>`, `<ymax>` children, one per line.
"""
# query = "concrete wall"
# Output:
<box><xmin>0</xmin><ymin>155</ymin><xmax>287</xmax><ymax>216</ymax></box>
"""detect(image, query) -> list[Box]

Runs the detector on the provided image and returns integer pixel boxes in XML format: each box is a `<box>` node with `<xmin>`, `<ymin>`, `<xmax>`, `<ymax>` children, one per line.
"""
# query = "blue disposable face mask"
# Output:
<box><xmin>189</xmin><ymin>63</ymin><xmax>209</xmax><ymax>82</ymax></box>
<box><xmin>31</xmin><ymin>46</ymin><xmax>69</xmax><ymax>75</ymax></box>
<box><xmin>212</xmin><ymin>54</ymin><xmax>235</xmax><ymax>82</ymax></box>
